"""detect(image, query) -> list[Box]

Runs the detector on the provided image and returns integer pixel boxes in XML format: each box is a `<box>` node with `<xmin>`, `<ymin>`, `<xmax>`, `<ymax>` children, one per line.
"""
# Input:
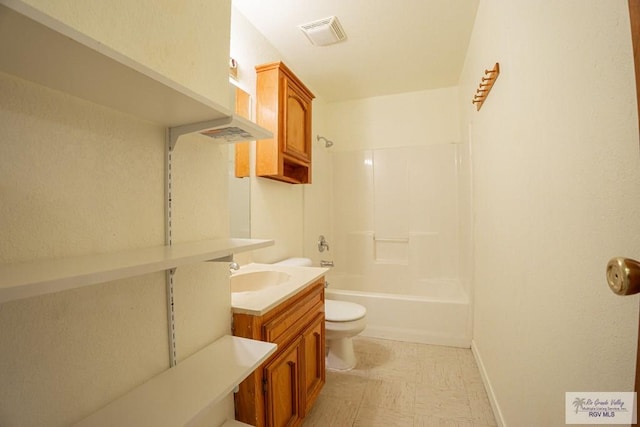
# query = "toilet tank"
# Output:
<box><xmin>273</xmin><ymin>257</ymin><xmax>313</xmax><ymax>267</ymax></box>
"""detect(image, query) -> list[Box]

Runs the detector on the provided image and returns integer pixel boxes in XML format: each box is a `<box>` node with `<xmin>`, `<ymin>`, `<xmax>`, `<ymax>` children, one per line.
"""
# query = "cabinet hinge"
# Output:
<box><xmin>262</xmin><ymin>377</ymin><xmax>268</xmax><ymax>394</ymax></box>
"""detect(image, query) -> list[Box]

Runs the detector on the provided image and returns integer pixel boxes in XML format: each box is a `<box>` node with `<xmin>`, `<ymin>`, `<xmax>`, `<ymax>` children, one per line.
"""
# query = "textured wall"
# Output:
<box><xmin>0</xmin><ymin>1</ymin><xmax>234</xmax><ymax>425</ymax></box>
<box><xmin>459</xmin><ymin>0</ymin><xmax>640</xmax><ymax>425</ymax></box>
<box><xmin>22</xmin><ymin>0</ymin><xmax>232</xmax><ymax>105</ymax></box>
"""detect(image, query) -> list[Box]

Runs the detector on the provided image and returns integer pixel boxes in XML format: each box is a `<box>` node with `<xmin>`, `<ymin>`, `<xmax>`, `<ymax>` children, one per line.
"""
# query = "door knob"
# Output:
<box><xmin>606</xmin><ymin>257</ymin><xmax>640</xmax><ymax>296</ymax></box>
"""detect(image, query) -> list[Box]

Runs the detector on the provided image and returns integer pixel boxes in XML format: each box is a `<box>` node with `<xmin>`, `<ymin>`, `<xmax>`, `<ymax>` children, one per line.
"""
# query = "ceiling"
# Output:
<box><xmin>232</xmin><ymin>0</ymin><xmax>479</xmax><ymax>102</ymax></box>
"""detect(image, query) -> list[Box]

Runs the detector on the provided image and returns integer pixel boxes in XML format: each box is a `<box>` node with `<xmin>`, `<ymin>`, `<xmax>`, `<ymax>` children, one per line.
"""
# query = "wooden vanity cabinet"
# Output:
<box><xmin>233</xmin><ymin>278</ymin><xmax>326</xmax><ymax>427</ymax></box>
<box><xmin>255</xmin><ymin>61</ymin><xmax>315</xmax><ymax>184</ymax></box>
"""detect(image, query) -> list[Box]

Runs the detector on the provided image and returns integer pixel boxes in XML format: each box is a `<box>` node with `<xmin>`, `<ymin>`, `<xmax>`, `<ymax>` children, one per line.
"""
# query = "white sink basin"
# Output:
<box><xmin>230</xmin><ymin>270</ymin><xmax>291</xmax><ymax>293</ymax></box>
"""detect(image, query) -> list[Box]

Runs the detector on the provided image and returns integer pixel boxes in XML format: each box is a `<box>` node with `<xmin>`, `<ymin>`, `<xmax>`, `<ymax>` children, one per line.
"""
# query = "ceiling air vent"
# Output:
<box><xmin>299</xmin><ymin>16</ymin><xmax>347</xmax><ymax>46</ymax></box>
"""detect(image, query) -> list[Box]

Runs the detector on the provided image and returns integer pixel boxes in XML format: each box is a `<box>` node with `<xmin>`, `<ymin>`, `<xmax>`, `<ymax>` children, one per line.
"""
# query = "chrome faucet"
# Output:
<box><xmin>229</xmin><ymin>261</ymin><xmax>240</xmax><ymax>274</ymax></box>
<box><xmin>318</xmin><ymin>235</ymin><xmax>330</xmax><ymax>252</ymax></box>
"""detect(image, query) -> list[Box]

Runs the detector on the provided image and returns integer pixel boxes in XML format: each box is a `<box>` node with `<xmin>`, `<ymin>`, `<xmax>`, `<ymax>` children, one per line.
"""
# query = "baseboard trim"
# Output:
<box><xmin>471</xmin><ymin>339</ymin><xmax>507</xmax><ymax>427</ymax></box>
<box><xmin>361</xmin><ymin>325</ymin><xmax>471</xmax><ymax>348</ymax></box>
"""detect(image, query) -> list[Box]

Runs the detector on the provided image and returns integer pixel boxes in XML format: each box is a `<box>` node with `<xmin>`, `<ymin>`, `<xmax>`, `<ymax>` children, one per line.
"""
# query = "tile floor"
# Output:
<box><xmin>303</xmin><ymin>337</ymin><xmax>497</xmax><ymax>427</ymax></box>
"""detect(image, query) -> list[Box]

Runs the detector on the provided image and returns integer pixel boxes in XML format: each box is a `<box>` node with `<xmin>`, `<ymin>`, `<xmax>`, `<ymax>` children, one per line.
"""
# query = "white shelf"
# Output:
<box><xmin>0</xmin><ymin>0</ymin><xmax>270</xmax><ymax>138</ymax></box>
<box><xmin>0</xmin><ymin>238</ymin><xmax>274</xmax><ymax>304</ymax></box>
<box><xmin>74</xmin><ymin>335</ymin><xmax>277</xmax><ymax>427</ymax></box>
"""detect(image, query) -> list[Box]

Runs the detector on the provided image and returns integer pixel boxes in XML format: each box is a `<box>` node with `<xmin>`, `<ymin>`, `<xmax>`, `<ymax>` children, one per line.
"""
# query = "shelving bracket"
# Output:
<box><xmin>167</xmin><ymin>116</ymin><xmax>272</xmax><ymax>151</ymax></box>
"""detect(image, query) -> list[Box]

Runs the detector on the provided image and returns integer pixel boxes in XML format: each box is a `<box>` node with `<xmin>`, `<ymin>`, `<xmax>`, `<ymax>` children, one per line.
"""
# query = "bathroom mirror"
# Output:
<box><xmin>228</xmin><ymin>84</ymin><xmax>251</xmax><ymax>238</ymax></box>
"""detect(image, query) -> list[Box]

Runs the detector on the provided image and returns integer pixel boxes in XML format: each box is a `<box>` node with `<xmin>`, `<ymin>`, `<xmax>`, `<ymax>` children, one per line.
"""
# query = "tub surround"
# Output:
<box><xmin>231</xmin><ymin>263</ymin><xmax>328</xmax><ymax>315</ymax></box>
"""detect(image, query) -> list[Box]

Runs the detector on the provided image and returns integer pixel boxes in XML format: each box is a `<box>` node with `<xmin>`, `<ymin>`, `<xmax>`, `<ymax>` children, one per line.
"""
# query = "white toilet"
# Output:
<box><xmin>274</xmin><ymin>258</ymin><xmax>368</xmax><ymax>371</ymax></box>
<box><xmin>324</xmin><ymin>299</ymin><xmax>367</xmax><ymax>370</ymax></box>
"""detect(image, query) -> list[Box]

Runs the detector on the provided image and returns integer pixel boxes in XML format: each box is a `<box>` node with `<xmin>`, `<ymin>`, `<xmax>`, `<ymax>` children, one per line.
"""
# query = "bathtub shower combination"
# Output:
<box><xmin>326</xmin><ymin>144</ymin><xmax>471</xmax><ymax>347</ymax></box>
<box><xmin>326</xmin><ymin>269</ymin><xmax>470</xmax><ymax>347</ymax></box>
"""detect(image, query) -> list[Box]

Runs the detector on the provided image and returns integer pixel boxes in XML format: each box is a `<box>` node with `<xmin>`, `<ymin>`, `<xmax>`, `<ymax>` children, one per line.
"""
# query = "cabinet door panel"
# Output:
<box><xmin>284</xmin><ymin>89</ymin><xmax>309</xmax><ymax>160</ymax></box>
<box><xmin>265</xmin><ymin>337</ymin><xmax>302</xmax><ymax>427</ymax></box>
<box><xmin>302</xmin><ymin>313</ymin><xmax>325</xmax><ymax>415</ymax></box>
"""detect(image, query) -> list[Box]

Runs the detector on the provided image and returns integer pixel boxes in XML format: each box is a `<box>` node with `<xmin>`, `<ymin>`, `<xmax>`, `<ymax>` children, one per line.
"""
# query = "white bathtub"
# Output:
<box><xmin>325</xmin><ymin>273</ymin><xmax>472</xmax><ymax>348</ymax></box>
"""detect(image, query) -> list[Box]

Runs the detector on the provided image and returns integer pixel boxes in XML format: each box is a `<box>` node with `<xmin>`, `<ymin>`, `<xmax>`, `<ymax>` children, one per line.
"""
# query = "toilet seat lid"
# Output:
<box><xmin>325</xmin><ymin>300</ymin><xmax>366</xmax><ymax>322</ymax></box>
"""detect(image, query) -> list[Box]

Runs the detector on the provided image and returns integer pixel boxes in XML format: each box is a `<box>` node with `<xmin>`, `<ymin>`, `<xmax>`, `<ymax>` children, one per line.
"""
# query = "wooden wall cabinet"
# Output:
<box><xmin>255</xmin><ymin>61</ymin><xmax>315</xmax><ymax>184</ymax></box>
<box><xmin>233</xmin><ymin>278</ymin><xmax>326</xmax><ymax>427</ymax></box>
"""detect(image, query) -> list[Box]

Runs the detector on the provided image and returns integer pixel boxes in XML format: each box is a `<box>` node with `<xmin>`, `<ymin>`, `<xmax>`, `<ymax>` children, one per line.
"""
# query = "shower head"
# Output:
<box><xmin>317</xmin><ymin>135</ymin><xmax>334</xmax><ymax>148</ymax></box>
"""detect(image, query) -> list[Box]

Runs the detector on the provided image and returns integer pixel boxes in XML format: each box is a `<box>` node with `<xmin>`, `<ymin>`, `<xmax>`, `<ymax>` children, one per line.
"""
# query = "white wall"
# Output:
<box><xmin>326</xmin><ymin>86</ymin><xmax>462</xmax><ymax>150</ymax></box>
<box><xmin>0</xmin><ymin>1</ymin><xmax>234</xmax><ymax>426</ymax></box>
<box><xmin>460</xmin><ymin>1</ymin><xmax>640</xmax><ymax>425</ymax></box>
<box><xmin>230</xmin><ymin>8</ymin><xmax>331</xmax><ymax>265</ymax></box>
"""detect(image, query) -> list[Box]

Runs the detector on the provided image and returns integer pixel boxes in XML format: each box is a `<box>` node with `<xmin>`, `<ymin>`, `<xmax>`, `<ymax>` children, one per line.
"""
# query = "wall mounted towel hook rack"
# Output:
<box><xmin>472</xmin><ymin>62</ymin><xmax>500</xmax><ymax>111</ymax></box>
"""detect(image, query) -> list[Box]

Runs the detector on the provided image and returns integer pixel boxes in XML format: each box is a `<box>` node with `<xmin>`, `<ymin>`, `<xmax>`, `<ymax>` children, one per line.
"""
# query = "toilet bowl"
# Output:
<box><xmin>273</xmin><ymin>257</ymin><xmax>368</xmax><ymax>371</ymax></box>
<box><xmin>325</xmin><ymin>299</ymin><xmax>367</xmax><ymax>371</ymax></box>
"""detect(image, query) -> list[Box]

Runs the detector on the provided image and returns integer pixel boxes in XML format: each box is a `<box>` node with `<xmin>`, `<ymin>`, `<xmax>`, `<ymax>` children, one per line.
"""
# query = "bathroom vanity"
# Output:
<box><xmin>231</xmin><ymin>264</ymin><xmax>327</xmax><ymax>427</ymax></box>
